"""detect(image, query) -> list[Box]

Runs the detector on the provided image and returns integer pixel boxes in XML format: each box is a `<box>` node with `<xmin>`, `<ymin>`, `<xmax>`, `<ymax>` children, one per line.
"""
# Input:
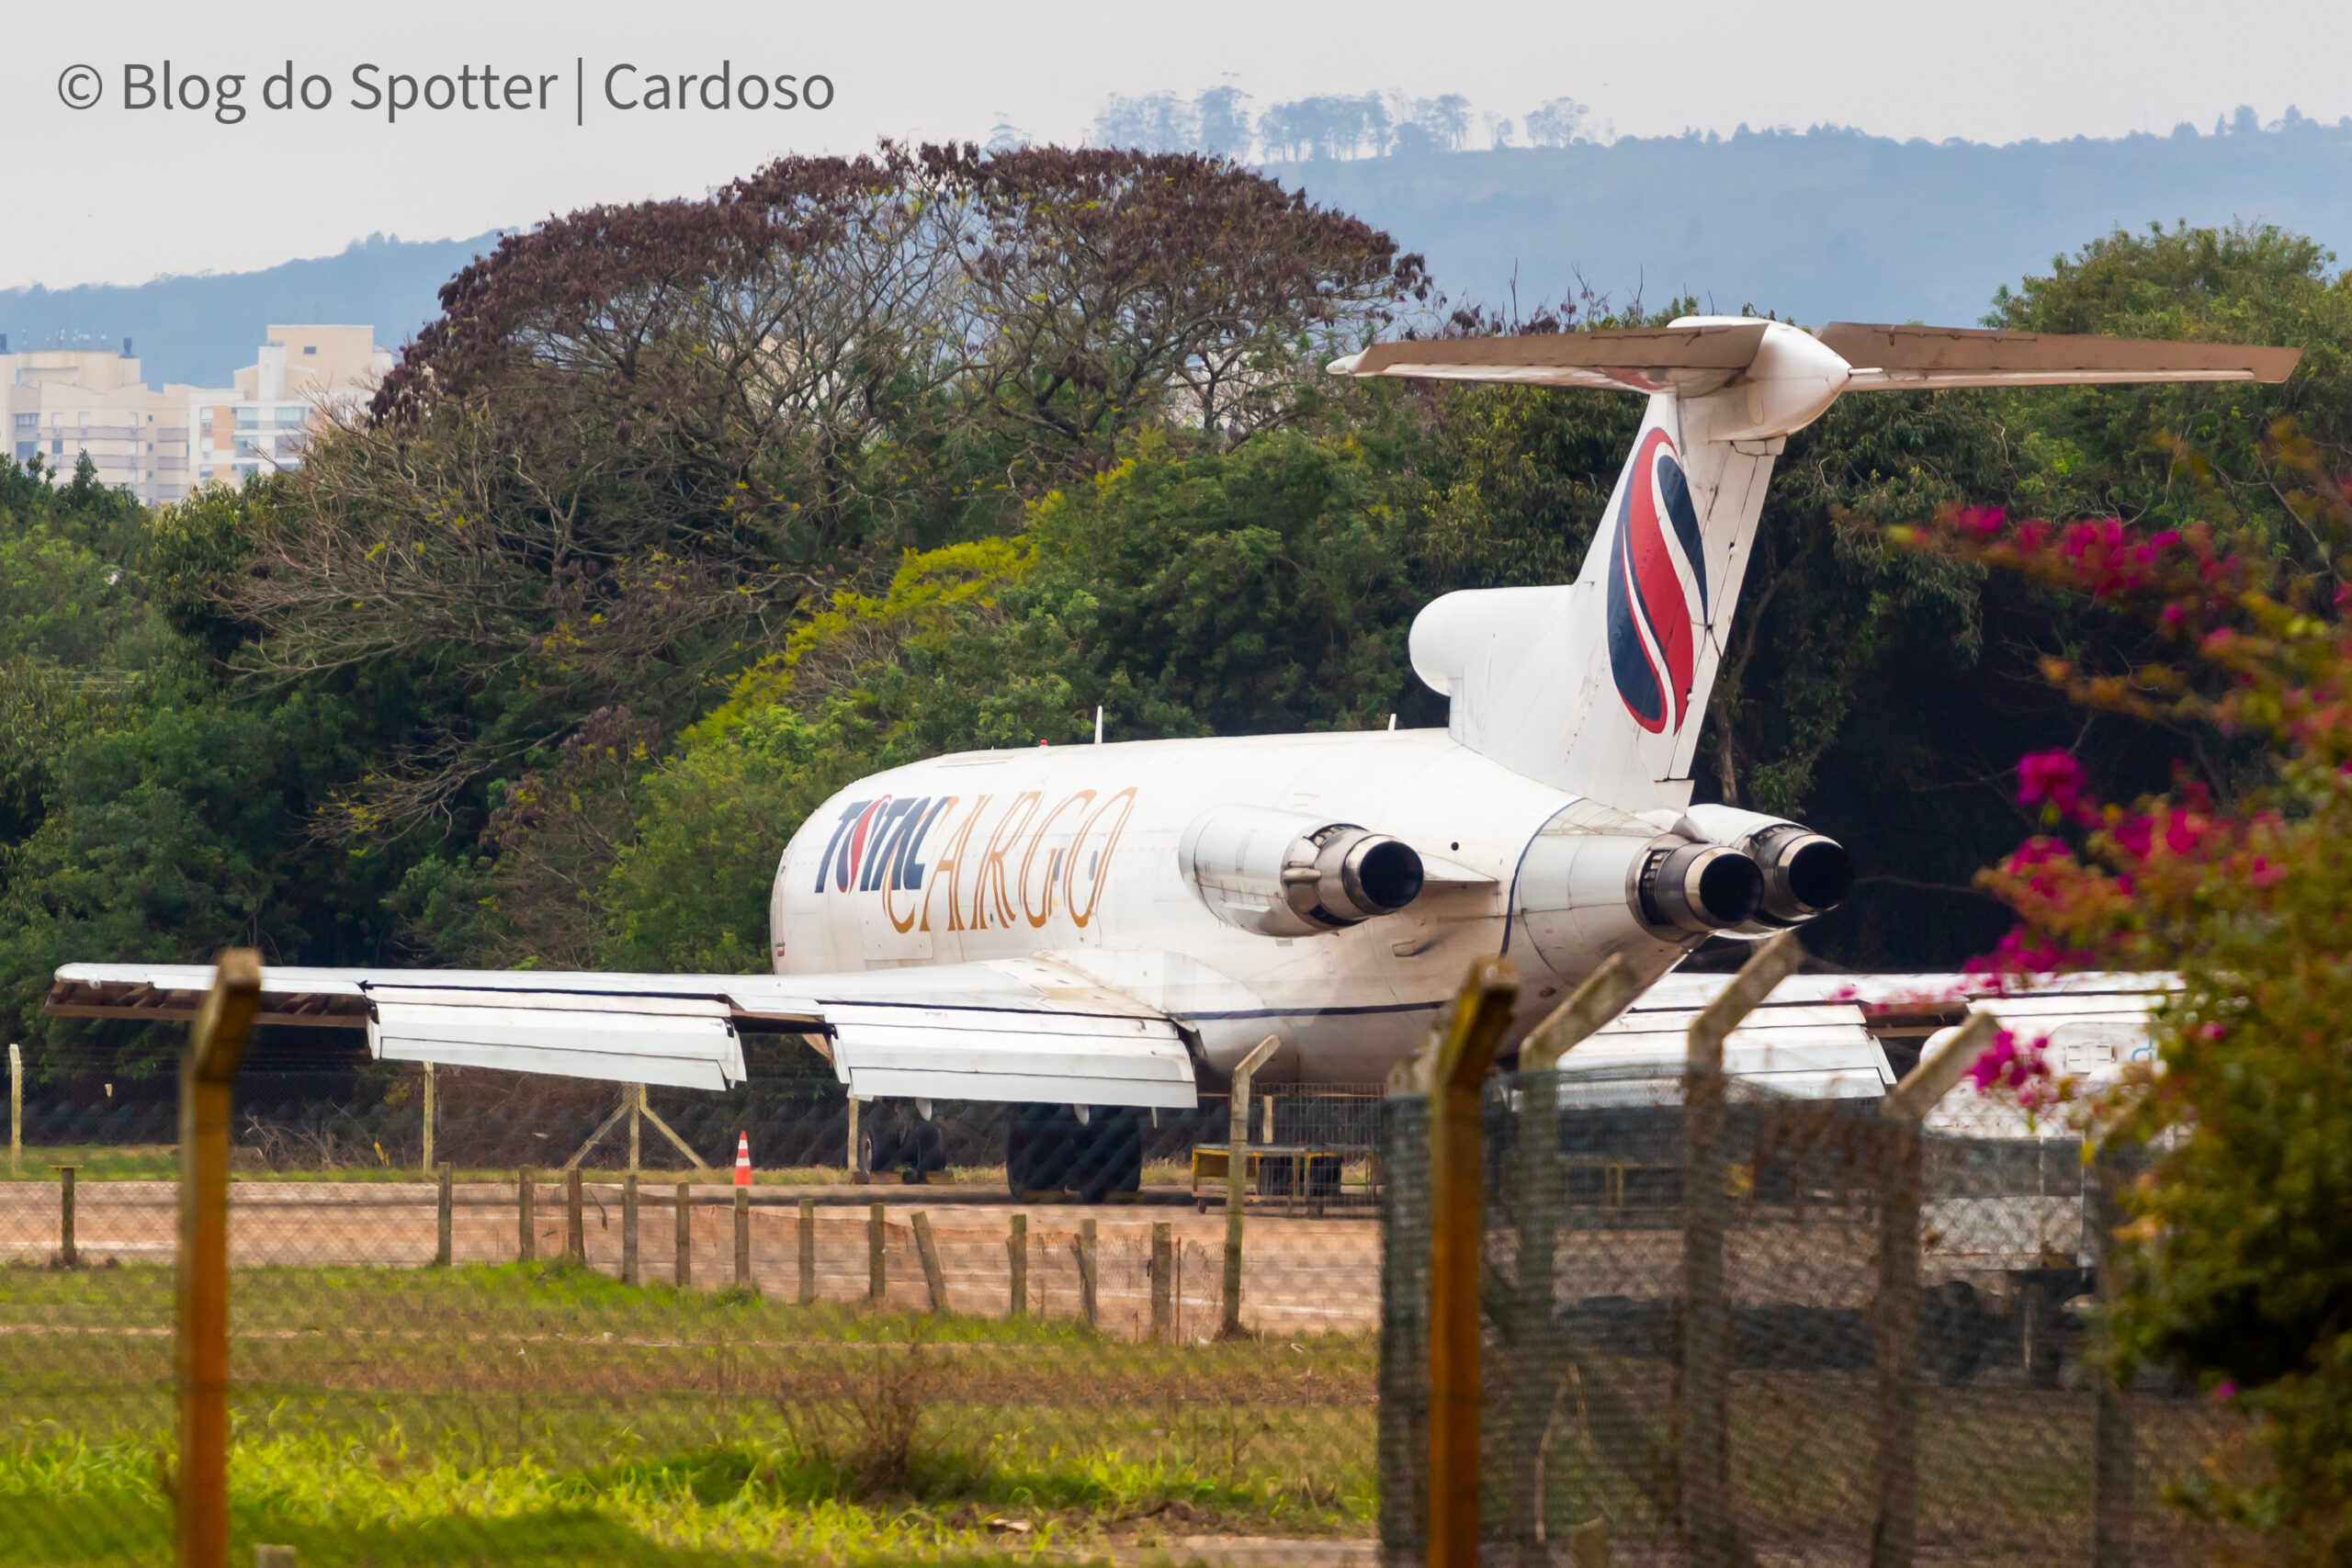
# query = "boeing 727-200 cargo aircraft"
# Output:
<box><xmin>48</xmin><ymin>318</ymin><xmax>2297</xmax><ymax>1192</ymax></box>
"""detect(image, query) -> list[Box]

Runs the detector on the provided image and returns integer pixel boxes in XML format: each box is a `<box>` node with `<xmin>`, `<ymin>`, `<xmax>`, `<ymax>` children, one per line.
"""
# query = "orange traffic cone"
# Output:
<box><xmin>733</xmin><ymin>1132</ymin><xmax>752</xmax><ymax>1187</ymax></box>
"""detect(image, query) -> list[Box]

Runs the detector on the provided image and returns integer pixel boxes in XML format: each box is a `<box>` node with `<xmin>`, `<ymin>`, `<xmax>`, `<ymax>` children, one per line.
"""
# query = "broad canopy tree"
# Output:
<box><xmin>198</xmin><ymin>144</ymin><xmax>1425</xmax><ymax>840</ymax></box>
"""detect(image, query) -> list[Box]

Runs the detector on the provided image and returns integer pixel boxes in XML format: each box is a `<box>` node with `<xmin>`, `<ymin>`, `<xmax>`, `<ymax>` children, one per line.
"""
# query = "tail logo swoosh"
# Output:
<box><xmin>1604</xmin><ymin>429</ymin><xmax>1706</xmax><ymax>735</ymax></box>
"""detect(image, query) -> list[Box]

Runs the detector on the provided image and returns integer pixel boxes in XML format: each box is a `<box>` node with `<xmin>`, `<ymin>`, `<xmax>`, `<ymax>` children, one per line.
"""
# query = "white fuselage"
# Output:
<box><xmin>769</xmin><ymin>728</ymin><xmax>1690</xmax><ymax>1086</ymax></box>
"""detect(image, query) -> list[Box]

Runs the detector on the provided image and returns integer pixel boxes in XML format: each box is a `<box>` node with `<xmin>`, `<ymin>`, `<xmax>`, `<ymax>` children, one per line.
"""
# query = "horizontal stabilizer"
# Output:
<box><xmin>1823</xmin><ymin>321</ymin><xmax>2301</xmax><ymax>389</ymax></box>
<box><xmin>1329</xmin><ymin>322</ymin><xmax>1768</xmax><ymax>396</ymax></box>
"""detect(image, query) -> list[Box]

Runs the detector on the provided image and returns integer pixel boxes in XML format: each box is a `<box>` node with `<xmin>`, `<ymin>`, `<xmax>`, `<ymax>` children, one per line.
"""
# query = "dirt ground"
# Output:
<box><xmin>0</xmin><ymin>1179</ymin><xmax>1389</xmax><ymax>1338</ymax></box>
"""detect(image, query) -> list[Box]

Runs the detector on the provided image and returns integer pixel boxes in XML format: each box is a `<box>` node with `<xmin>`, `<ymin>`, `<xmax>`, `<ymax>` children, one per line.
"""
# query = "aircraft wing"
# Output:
<box><xmin>44</xmin><ymin>957</ymin><xmax>1198</xmax><ymax>1110</ymax></box>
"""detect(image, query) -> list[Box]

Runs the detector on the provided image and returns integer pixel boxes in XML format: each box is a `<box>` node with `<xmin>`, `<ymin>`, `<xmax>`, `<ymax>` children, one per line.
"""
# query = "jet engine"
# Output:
<box><xmin>1677</xmin><ymin>805</ymin><xmax>1854</xmax><ymax>929</ymax></box>
<box><xmin>1179</xmin><ymin>806</ymin><xmax>1426</xmax><ymax>938</ymax></box>
<box><xmin>1511</xmin><ymin>799</ymin><xmax>1766</xmax><ymax>983</ymax></box>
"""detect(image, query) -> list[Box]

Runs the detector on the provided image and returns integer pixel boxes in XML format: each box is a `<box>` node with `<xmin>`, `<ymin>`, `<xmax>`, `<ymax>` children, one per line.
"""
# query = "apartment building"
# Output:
<box><xmin>0</xmin><ymin>340</ymin><xmax>211</xmax><ymax>505</ymax></box>
<box><xmin>198</xmin><ymin>324</ymin><xmax>394</xmax><ymax>487</ymax></box>
<box><xmin>3</xmin><ymin>325</ymin><xmax>390</xmax><ymax>506</ymax></box>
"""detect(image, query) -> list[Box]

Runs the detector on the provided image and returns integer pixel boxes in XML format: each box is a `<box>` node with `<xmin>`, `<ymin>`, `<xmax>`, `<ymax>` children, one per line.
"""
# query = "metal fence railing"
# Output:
<box><xmin>1377</xmin><ymin>1069</ymin><xmax>2238</xmax><ymax>1568</ymax></box>
<box><xmin>0</xmin><ymin>1058</ymin><xmax>1386</xmax><ymax>1566</ymax></box>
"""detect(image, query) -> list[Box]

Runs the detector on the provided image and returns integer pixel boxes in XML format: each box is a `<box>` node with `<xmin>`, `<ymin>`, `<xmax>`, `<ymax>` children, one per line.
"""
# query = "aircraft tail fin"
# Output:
<box><xmin>1337</xmin><ymin>317</ymin><xmax>2299</xmax><ymax>807</ymax></box>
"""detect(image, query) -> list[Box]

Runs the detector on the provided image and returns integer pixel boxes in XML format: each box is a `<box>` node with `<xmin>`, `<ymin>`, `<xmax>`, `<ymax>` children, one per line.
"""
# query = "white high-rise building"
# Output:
<box><xmin>197</xmin><ymin>325</ymin><xmax>394</xmax><ymax>488</ymax></box>
<box><xmin>3</xmin><ymin>325</ymin><xmax>391</xmax><ymax>506</ymax></box>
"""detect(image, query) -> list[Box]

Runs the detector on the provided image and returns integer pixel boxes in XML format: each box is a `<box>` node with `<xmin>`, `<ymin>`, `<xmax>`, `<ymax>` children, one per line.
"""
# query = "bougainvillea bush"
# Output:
<box><xmin>1899</xmin><ymin>439</ymin><xmax>2352</xmax><ymax>1561</ymax></box>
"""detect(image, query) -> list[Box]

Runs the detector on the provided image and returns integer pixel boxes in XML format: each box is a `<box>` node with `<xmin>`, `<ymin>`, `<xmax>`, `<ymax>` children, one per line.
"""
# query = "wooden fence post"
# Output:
<box><xmin>564</xmin><ymin>1168</ymin><xmax>585</xmax><ymax>1263</ymax></box>
<box><xmin>176</xmin><ymin>950</ymin><xmax>262</xmax><ymax>1568</ymax></box>
<box><xmin>1426</xmin><ymin>958</ymin><xmax>1522</xmax><ymax>1568</ymax></box>
<box><xmin>1008</xmin><ymin>1213</ymin><xmax>1028</xmax><ymax>1317</ymax></box>
<box><xmin>732</xmin><ymin>1188</ymin><xmax>750</xmax><ymax>1289</ymax></box>
<box><xmin>1870</xmin><ymin>1116</ymin><xmax>1926</xmax><ymax>1568</ymax></box>
<box><xmin>517</xmin><ymin>1167</ymin><xmax>536</xmax><ymax>1264</ymax></box>
<box><xmin>1077</xmin><ymin>1217</ymin><xmax>1099</xmax><ymax>1331</ymax></box>
<box><xmin>1506</xmin><ymin>955</ymin><xmax>1645</xmax><ymax>1562</ymax></box>
<box><xmin>1871</xmin><ymin>1012</ymin><xmax>2000</xmax><ymax>1568</ymax></box>
<box><xmin>797</xmin><ymin>1198</ymin><xmax>816</xmax><ymax>1304</ymax></box>
<box><xmin>1151</xmin><ymin>1221</ymin><xmax>1173</xmax><ymax>1344</ymax></box>
<box><xmin>674</xmin><ymin>1183</ymin><xmax>692</xmax><ymax>1288</ymax></box>
<box><xmin>2092</xmin><ymin>1140</ymin><xmax>2142</xmax><ymax>1568</ymax></box>
<box><xmin>912</xmin><ymin>1211</ymin><xmax>949</xmax><ymax>1313</ymax></box>
<box><xmin>421</xmin><ymin>1061</ymin><xmax>435</xmax><ymax>1175</ymax></box>
<box><xmin>866</xmin><ymin>1202</ymin><xmax>887</xmax><ymax>1304</ymax></box>
<box><xmin>1222</xmin><ymin>1035</ymin><xmax>1281</xmax><ymax>1338</ymax></box>
<box><xmin>621</xmin><ymin>1174</ymin><xmax>640</xmax><ymax>1285</ymax></box>
<box><xmin>8</xmin><ymin>1042</ymin><xmax>19</xmax><ymax>1175</ymax></box>
<box><xmin>1682</xmin><ymin>932</ymin><xmax>1808</xmax><ymax>1568</ymax></box>
<box><xmin>435</xmin><ymin>1162</ymin><xmax>453</xmax><ymax>1267</ymax></box>
<box><xmin>52</xmin><ymin>1164</ymin><xmax>78</xmax><ymax>1268</ymax></box>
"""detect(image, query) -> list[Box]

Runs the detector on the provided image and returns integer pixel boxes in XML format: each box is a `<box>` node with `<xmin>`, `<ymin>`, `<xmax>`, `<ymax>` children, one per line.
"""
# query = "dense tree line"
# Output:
<box><xmin>2</xmin><ymin>144</ymin><xmax>2342</xmax><ymax>1075</ymax></box>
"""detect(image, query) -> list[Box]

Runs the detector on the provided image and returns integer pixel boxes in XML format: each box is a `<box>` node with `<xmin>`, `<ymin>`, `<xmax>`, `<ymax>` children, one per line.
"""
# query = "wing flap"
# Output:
<box><xmin>368</xmin><ymin>1000</ymin><xmax>746</xmax><ymax>1092</ymax></box>
<box><xmin>827</xmin><ymin>1004</ymin><xmax>1194</xmax><ymax>1109</ymax></box>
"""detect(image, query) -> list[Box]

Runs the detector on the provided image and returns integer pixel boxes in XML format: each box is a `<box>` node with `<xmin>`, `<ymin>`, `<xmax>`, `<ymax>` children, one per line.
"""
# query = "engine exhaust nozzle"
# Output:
<box><xmin>1640</xmin><ymin>842</ymin><xmax>1764</xmax><ymax>933</ymax></box>
<box><xmin>1181</xmin><ymin>806</ymin><xmax>1425</xmax><ymax>937</ymax></box>
<box><xmin>1759</xmin><ymin>832</ymin><xmax>1854</xmax><ymax>923</ymax></box>
<box><xmin>1675</xmin><ymin>806</ymin><xmax>1855</xmax><ymax>928</ymax></box>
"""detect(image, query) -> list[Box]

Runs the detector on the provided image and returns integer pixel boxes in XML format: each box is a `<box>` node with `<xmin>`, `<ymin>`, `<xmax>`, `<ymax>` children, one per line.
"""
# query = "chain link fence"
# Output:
<box><xmin>1379</xmin><ymin>1069</ymin><xmax>2241</xmax><ymax>1567</ymax></box>
<box><xmin>1</xmin><ymin>1061</ymin><xmax>1385</xmax><ymax>1566</ymax></box>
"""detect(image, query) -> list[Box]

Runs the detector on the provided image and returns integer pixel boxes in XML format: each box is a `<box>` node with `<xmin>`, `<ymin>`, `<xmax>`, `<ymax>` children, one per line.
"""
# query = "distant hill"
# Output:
<box><xmin>0</xmin><ymin>231</ymin><xmax>503</xmax><ymax>389</ymax></box>
<box><xmin>7</xmin><ymin>115</ymin><xmax>2350</xmax><ymax>390</ymax></box>
<box><xmin>1295</xmin><ymin>115</ymin><xmax>2352</xmax><ymax>326</ymax></box>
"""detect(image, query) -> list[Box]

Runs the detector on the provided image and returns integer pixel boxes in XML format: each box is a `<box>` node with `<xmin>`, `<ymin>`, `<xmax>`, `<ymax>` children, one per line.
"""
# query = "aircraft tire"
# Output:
<box><xmin>1008</xmin><ymin>1104</ymin><xmax>1080</xmax><ymax>1197</ymax></box>
<box><xmin>1075</xmin><ymin>1109</ymin><xmax>1143</xmax><ymax>1204</ymax></box>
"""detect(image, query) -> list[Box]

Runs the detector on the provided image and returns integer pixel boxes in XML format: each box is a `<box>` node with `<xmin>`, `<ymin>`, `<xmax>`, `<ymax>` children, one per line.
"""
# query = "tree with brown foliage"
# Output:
<box><xmin>201</xmin><ymin>143</ymin><xmax>1422</xmax><ymax>840</ymax></box>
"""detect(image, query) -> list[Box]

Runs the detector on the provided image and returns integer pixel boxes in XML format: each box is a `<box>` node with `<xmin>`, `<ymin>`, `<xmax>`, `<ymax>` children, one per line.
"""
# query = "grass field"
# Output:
<box><xmin>0</xmin><ymin>1213</ymin><xmax>2237</xmax><ymax>1566</ymax></box>
<box><xmin>0</xmin><ymin>1259</ymin><xmax>1376</xmax><ymax>1565</ymax></box>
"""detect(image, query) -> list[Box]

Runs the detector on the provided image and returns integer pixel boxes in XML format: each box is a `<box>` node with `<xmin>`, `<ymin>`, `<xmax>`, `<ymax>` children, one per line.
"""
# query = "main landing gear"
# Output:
<box><xmin>1006</xmin><ymin>1104</ymin><xmax>1142</xmax><ymax>1203</ymax></box>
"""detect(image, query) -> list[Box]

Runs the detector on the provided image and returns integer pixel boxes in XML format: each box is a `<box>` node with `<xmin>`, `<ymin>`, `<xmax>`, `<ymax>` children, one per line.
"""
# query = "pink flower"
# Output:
<box><xmin>2165</xmin><ymin>812</ymin><xmax>2199</xmax><ymax>855</ymax></box>
<box><xmin>2017</xmin><ymin>751</ymin><xmax>2083</xmax><ymax>808</ymax></box>
<box><xmin>1964</xmin><ymin>1029</ymin><xmax>2053</xmax><ymax>1096</ymax></box>
<box><xmin>2016</xmin><ymin>751</ymin><xmax>2101</xmax><ymax>825</ymax></box>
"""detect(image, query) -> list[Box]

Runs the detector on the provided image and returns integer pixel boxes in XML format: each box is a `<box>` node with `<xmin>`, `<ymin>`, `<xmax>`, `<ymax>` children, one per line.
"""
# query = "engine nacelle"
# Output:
<box><xmin>1179</xmin><ymin>806</ymin><xmax>1425</xmax><ymax>938</ymax></box>
<box><xmin>1678</xmin><ymin>805</ymin><xmax>1854</xmax><ymax>929</ymax></box>
<box><xmin>1513</xmin><ymin>800</ymin><xmax>1766</xmax><ymax>984</ymax></box>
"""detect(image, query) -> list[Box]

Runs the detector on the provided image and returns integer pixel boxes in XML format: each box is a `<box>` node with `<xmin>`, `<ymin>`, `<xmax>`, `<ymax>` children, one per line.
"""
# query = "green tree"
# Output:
<box><xmin>1989</xmin><ymin>222</ymin><xmax>2352</xmax><ymax>560</ymax></box>
<box><xmin>1906</xmin><ymin>468</ymin><xmax>2352</xmax><ymax>1562</ymax></box>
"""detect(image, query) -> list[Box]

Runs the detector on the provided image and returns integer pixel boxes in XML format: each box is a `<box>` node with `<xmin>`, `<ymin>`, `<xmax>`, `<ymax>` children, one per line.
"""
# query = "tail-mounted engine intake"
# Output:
<box><xmin>1180</xmin><ymin>806</ymin><xmax>1425</xmax><ymax>938</ymax></box>
<box><xmin>1678</xmin><ymin>805</ymin><xmax>1854</xmax><ymax>929</ymax></box>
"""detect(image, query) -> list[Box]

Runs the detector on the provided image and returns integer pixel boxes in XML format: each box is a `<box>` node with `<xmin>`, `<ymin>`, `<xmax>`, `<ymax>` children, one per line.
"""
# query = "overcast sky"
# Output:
<box><xmin>8</xmin><ymin>0</ymin><xmax>2352</xmax><ymax>290</ymax></box>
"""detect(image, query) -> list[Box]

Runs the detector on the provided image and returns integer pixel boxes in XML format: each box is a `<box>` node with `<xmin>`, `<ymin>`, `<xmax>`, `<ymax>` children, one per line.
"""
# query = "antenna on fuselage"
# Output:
<box><xmin>1093</xmin><ymin>706</ymin><xmax>1104</xmax><ymax>744</ymax></box>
